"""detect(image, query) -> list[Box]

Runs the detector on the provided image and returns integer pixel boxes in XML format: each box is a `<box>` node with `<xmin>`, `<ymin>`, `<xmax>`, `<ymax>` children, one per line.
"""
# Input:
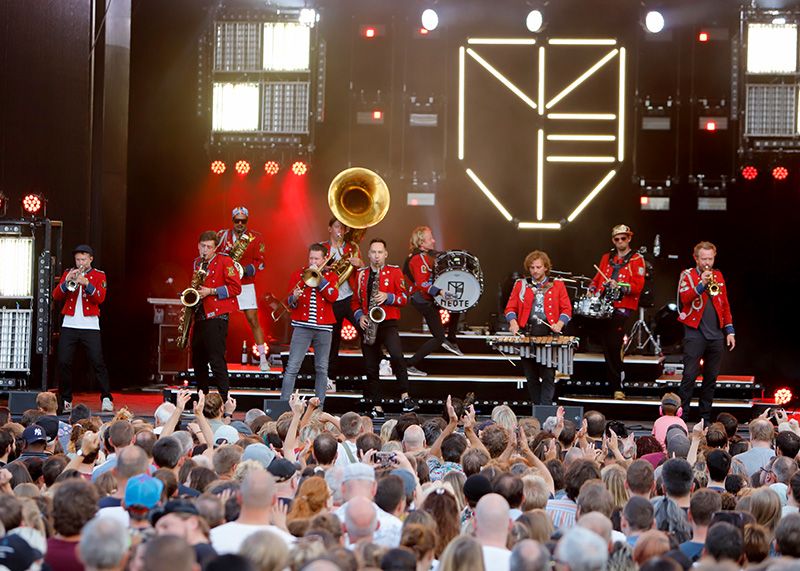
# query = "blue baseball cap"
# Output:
<box><xmin>125</xmin><ymin>474</ymin><xmax>164</xmax><ymax>509</ymax></box>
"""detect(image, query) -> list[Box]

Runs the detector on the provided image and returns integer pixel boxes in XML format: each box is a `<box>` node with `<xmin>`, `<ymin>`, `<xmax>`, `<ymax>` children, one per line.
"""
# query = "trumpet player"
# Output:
<box><xmin>351</xmin><ymin>239</ymin><xmax>417</xmax><ymax>419</ymax></box>
<box><xmin>280</xmin><ymin>244</ymin><xmax>339</xmax><ymax>402</ymax></box>
<box><xmin>217</xmin><ymin>206</ymin><xmax>268</xmax><ymax>370</ymax></box>
<box><xmin>191</xmin><ymin>231</ymin><xmax>242</xmax><ymax>401</ymax></box>
<box><xmin>53</xmin><ymin>245</ymin><xmax>113</xmax><ymax>413</ymax></box>
<box><xmin>676</xmin><ymin>241</ymin><xmax>735</xmax><ymax>423</ymax></box>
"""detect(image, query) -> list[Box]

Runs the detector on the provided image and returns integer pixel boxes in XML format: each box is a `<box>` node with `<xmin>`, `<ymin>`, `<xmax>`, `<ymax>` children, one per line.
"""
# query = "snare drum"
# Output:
<box><xmin>432</xmin><ymin>250</ymin><xmax>484</xmax><ymax>313</ymax></box>
<box><xmin>573</xmin><ymin>294</ymin><xmax>614</xmax><ymax>319</ymax></box>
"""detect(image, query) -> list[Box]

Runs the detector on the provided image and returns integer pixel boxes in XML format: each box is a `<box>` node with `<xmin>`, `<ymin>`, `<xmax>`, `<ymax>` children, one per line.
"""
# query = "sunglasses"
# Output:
<box><xmin>613</xmin><ymin>235</ymin><xmax>630</xmax><ymax>242</ymax></box>
<box><xmin>233</xmin><ymin>218</ymin><xmax>248</xmax><ymax>224</ymax></box>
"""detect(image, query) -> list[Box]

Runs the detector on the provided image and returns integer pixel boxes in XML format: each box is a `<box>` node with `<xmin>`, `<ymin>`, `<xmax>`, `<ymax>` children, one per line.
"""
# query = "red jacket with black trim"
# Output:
<box><xmin>286</xmin><ymin>268</ymin><xmax>339</xmax><ymax>326</ymax></box>
<box><xmin>590</xmin><ymin>251</ymin><xmax>646</xmax><ymax>312</ymax></box>
<box><xmin>351</xmin><ymin>265</ymin><xmax>408</xmax><ymax>321</ymax></box>
<box><xmin>53</xmin><ymin>268</ymin><xmax>107</xmax><ymax>316</ymax></box>
<box><xmin>677</xmin><ymin>267</ymin><xmax>734</xmax><ymax>334</ymax></box>
<box><xmin>405</xmin><ymin>251</ymin><xmax>439</xmax><ymax>301</ymax></box>
<box><xmin>217</xmin><ymin>229</ymin><xmax>266</xmax><ymax>285</ymax></box>
<box><xmin>504</xmin><ymin>278</ymin><xmax>572</xmax><ymax>326</ymax></box>
<box><xmin>194</xmin><ymin>254</ymin><xmax>242</xmax><ymax>318</ymax></box>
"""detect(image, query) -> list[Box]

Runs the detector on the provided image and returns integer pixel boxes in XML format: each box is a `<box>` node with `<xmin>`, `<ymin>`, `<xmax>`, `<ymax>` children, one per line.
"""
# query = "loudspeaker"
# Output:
<box><xmin>531</xmin><ymin>405</ymin><xmax>584</xmax><ymax>425</ymax></box>
<box><xmin>263</xmin><ymin>398</ymin><xmax>291</xmax><ymax>418</ymax></box>
<box><xmin>8</xmin><ymin>391</ymin><xmax>39</xmax><ymax>414</ymax></box>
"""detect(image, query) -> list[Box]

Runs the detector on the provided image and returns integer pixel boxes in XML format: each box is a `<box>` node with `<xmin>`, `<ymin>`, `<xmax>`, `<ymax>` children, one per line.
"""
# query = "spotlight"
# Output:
<box><xmin>299</xmin><ymin>8</ymin><xmax>317</xmax><ymax>27</ymax></box>
<box><xmin>698</xmin><ymin>31</ymin><xmax>709</xmax><ymax>42</ymax></box>
<box><xmin>526</xmin><ymin>10</ymin><xmax>543</xmax><ymax>33</ymax></box>
<box><xmin>235</xmin><ymin>160</ymin><xmax>251</xmax><ymax>175</ymax></box>
<box><xmin>645</xmin><ymin>11</ymin><xmax>665</xmax><ymax>34</ymax></box>
<box><xmin>421</xmin><ymin>8</ymin><xmax>439</xmax><ymax>31</ymax></box>
<box><xmin>22</xmin><ymin>193</ymin><xmax>44</xmax><ymax>216</ymax></box>
<box><xmin>775</xmin><ymin>387</ymin><xmax>793</xmax><ymax>406</ymax></box>
<box><xmin>264</xmin><ymin>161</ymin><xmax>280</xmax><ymax>175</ymax></box>
<box><xmin>703</xmin><ymin>120</ymin><xmax>717</xmax><ymax>132</ymax></box>
<box><xmin>291</xmin><ymin>161</ymin><xmax>308</xmax><ymax>176</ymax></box>
<box><xmin>341</xmin><ymin>321</ymin><xmax>358</xmax><ymax>341</ymax></box>
<box><xmin>439</xmin><ymin>309</ymin><xmax>450</xmax><ymax>325</ymax></box>
<box><xmin>372</xmin><ymin>110</ymin><xmax>383</xmax><ymax>120</ymax></box>
<box><xmin>741</xmin><ymin>165</ymin><xmax>758</xmax><ymax>181</ymax></box>
<box><xmin>251</xmin><ymin>343</ymin><xmax>269</xmax><ymax>358</ymax></box>
<box><xmin>210</xmin><ymin>160</ymin><xmax>226</xmax><ymax>175</ymax></box>
<box><xmin>773</xmin><ymin>166</ymin><xmax>789</xmax><ymax>181</ymax></box>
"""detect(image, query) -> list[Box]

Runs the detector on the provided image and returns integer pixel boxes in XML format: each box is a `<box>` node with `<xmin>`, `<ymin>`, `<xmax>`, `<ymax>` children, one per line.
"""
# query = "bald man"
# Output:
<box><xmin>210</xmin><ymin>470</ymin><xmax>294</xmax><ymax>553</ymax></box>
<box><xmin>474</xmin><ymin>493</ymin><xmax>512</xmax><ymax>571</ymax></box>
<box><xmin>402</xmin><ymin>425</ymin><xmax>425</xmax><ymax>453</ymax></box>
<box><xmin>344</xmin><ymin>496</ymin><xmax>378</xmax><ymax>546</ymax></box>
<box><xmin>510</xmin><ymin>539</ymin><xmax>550</xmax><ymax>571</ymax></box>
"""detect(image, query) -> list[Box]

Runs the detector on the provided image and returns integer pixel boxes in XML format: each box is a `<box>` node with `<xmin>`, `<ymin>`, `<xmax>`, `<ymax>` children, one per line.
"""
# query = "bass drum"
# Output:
<box><xmin>432</xmin><ymin>250</ymin><xmax>484</xmax><ymax>313</ymax></box>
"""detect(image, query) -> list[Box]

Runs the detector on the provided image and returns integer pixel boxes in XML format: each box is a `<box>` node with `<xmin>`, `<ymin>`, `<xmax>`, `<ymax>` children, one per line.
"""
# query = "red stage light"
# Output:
<box><xmin>775</xmin><ymin>387</ymin><xmax>793</xmax><ymax>406</ymax></box>
<box><xmin>698</xmin><ymin>31</ymin><xmax>709</xmax><ymax>42</ymax></box>
<box><xmin>439</xmin><ymin>309</ymin><xmax>450</xmax><ymax>325</ymax></box>
<box><xmin>251</xmin><ymin>343</ymin><xmax>269</xmax><ymax>358</ymax></box>
<box><xmin>22</xmin><ymin>194</ymin><xmax>42</xmax><ymax>215</ymax></box>
<box><xmin>341</xmin><ymin>321</ymin><xmax>358</xmax><ymax>341</ymax></box>
<box><xmin>264</xmin><ymin>161</ymin><xmax>280</xmax><ymax>175</ymax></box>
<box><xmin>640</xmin><ymin>196</ymin><xmax>649</xmax><ymax>205</ymax></box>
<box><xmin>210</xmin><ymin>160</ymin><xmax>226</xmax><ymax>175</ymax></box>
<box><xmin>741</xmin><ymin>165</ymin><xmax>758</xmax><ymax>181</ymax></box>
<box><xmin>419</xmin><ymin>27</ymin><xmax>429</xmax><ymax>35</ymax></box>
<box><xmin>773</xmin><ymin>166</ymin><xmax>789</xmax><ymax>181</ymax></box>
<box><xmin>372</xmin><ymin>110</ymin><xmax>383</xmax><ymax>120</ymax></box>
<box><xmin>235</xmin><ymin>160</ymin><xmax>251</xmax><ymax>175</ymax></box>
<box><xmin>291</xmin><ymin>161</ymin><xmax>308</xmax><ymax>176</ymax></box>
<box><xmin>364</xmin><ymin>27</ymin><xmax>376</xmax><ymax>38</ymax></box>
<box><xmin>704</xmin><ymin>120</ymin><xmax>717</xmax><ymax>131</ymax></box>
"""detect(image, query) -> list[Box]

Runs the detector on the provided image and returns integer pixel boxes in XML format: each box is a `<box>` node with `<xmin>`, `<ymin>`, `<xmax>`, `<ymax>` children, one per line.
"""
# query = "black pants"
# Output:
<box><xmin>57</xmin><ymin>327</ymin><xmax>112</xmax><ymax>403</ymax></box>
<box><xmin>361</xmin><ymin>320</ymin><xmax>409</xmax><ymax>402</ymax></box>
<box><xmin>407</xmin><ymin>296</ymin><xmax>460</xmax><ymax>367</ymax></box>
<box><xmin>521</xmin><ymin>358</ymin><xmax>556</xmax><ymax>405</ymax></box>
<box><xmin>598</xmin><ymin>312</ymin><xmax>628</xmax><ymax>392</ymax></box>
<box><xmin>677</xmin><ymin>328</ymin><xmax>724</xmax><ymax>422</ymax></box>
<box><xmin>191</xmin><ymin>316</ymin><xmax>230</xmax><ymax>400</ymax></box>
<box><xmin>328</xmin><ymin>296</ymin><xmax>358</xmax><ymax>379</ymax></box>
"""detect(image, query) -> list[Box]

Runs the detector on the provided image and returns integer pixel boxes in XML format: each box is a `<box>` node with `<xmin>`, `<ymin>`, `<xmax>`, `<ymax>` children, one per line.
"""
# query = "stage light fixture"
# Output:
<box><xmin>747</xmin><ymin>22</ymin><xmax>797</xmax><ymax>74</ymax></box>
<box><xmin>439</xmin><ymin>309</ymin><xmax>450</xmax><ymax>325</ymax></box>
<box><xmin>0</xmin><ymin>236</ymin><xmax>33</xmax><ymax>297</ymax></box>
<box><xmin>421</xmin><ymin>9</ymin><xmax>439</xmax><ymax>32</ymax></box>
<box><xmin>526</xmin><ymin>10</ymin><xmax>544</xmax><ymax>33</ymax></box>
<box><xmin>298</xmin><ymin>8</ymin><xmax>318</xmax><ymax>27</ymax></box>
<box><xmin>775</xmin><ymin>387</ymin><xmax>793</xmax><ymax>405</ymax></box>
<box><xmin>645</xmin><ymin>11</ymin><xmax>665</xmax><ymax>34</ymax></box>
<box><xmin>418</xmin><ymin>27</ymin><xmax>429</xmax><ymax>36</ymax></box>
<box><xmin>341</xmin><ymin>322</ymin><xmax>358</xmax><ymax>341</ymax></box>
<box><xmin>772</xmin><ymin>165</ymin><xmax>789</xmax><ymax>181</ymax></box>
<box><xmin>372</xmin><ymin>110</ymin><xmax>383</xmax><ymax>120</ymax></box>
<box><xmin>264</xmin><ymin>161</ymin><xmax>280</xmax><ymax>175</ymax></box>
<box><xmin>251</xmin><ymin>343</ymin><xmax>269</xmax><ymax>358</ymax></box>
<box><xmin>360</xmin><ymin>25</ymin><xmax>385</xmax><ymax>39</ymax></box>
<box><xmin>698</xmin><ymin>31</ymin><xmax>709</xmax><ymax>42</ymax></box>
<box><xmin>212</xmin><ymin>82</ymin><xmax>260</xmax><ymax>132</ymax></box>
<box><xmin>263</xmin><ymin>23</ymin><xmax>311</xmax><ymax>72</ymax></box>
<box><xmin>741</xmin><ymin>165</ymin><xmax>758</xmax><ymax>181</ymax></box>
<box><xmin>291</xmin><ymin>161</ymin><xmax>308</xmax><ymax>176</ymax></box>
<box><xmin>704</xmin><ymin>120</ymin><xmax>717</xmax><ymax>131</ymax></box>
<box><xmin>210</xmin><ymin>160</ymin><xmax>226</xmax><ymax>175</ymax></box>
<box><xmin>235</xmin><ymin>160</ymin><xmax>251</xmax><ymax>175</ymax></box>
<box><xmin>21</xmin><ymin>194</ymin><xmax>43</xmax><ymax>216</ymax></box>
<box><xmin>640</xmin><ymin>196</ymin><xmax>649</xmax><ymax>205</ymax></box>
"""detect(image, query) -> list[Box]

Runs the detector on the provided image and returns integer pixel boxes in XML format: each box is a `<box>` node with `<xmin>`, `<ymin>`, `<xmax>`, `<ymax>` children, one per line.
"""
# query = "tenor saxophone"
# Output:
<box><xmin>363</xmin><ymin>270</ymin><xmax>386</xmax><ymax>346</ymax></box>
<box><xmin>176</xmin><ymin>261</ymin><xmax>209</xmax><ymax>350</ymax></box>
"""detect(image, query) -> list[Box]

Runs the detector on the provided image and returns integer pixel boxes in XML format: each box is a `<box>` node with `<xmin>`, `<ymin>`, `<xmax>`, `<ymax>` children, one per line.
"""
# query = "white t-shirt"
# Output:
<box><xmin>62</xmin><ymin>286</ymin><xmax>100</xmax><ymax>330</ymax></box>
<box><xmin>210</xmin><ymin>522</ymin><xmax>295</xmax><ymax>554</ymax></box>
<box><xmin>335</xmin><ymin>441</ymin><xmax>359</xmax><ymax>467</ymax></box>
<box><xmin>481</xmin><ymin>545</ymin><xmax>511</xmax><ymax>571</ymax></box>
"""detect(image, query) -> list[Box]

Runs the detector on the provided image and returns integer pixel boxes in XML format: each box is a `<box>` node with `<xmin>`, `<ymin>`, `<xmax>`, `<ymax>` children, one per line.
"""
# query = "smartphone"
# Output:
<box><xmin>375</xmin><ymin>451</ymin><xmax>396</xmax><ymax>466</ymax></box>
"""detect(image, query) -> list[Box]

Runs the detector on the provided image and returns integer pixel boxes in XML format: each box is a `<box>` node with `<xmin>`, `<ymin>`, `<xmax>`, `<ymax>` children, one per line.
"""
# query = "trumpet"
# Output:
<box><xmin>705</xmin><ymin>265</ymin><xmax>721</xmax><ymax>296</ymax></box>
<box><xmin>66</xmin><ymin>266</ymin><xmax>87</xmax><ymax>292</ymax></box>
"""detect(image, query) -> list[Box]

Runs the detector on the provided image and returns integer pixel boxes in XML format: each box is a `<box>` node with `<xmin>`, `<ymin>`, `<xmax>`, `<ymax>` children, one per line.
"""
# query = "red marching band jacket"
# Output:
<box><xmin>320</xmin><ymin>239</ymin><xmax>360</xmax><ymax>292</ymax></box>
<box><xmin>194</xmin><ymin>254</ymin><xmax>242</xmax><ymax>319</ymax></box>
<box><xmin>53</xmin><ymin>268</ymin><xmax>107</xmax><ymax>316</ymax></box>
<box><xmin>286</xmin><ymin>268</ymin><xmax>339</xmax><ymax>326</ymax></box>
<box><xmin>677</xmin><ymin>268</ymin><xmax>734</xmax><ymax>334</ymax></box>
<box><xmin>217</xmin><ymin>229</ymin><xmax>266</xmax><ymax>285</ymax></box>
<box><xmin>504</xmin><ymin>278</ymin><xmax>572</xmax><ymax>326</ymax></box>
<box><xmin>351</xmin><ymin>265</ymin><xmax>408</xmax><ymax>322</ymax></box>
<box><xmin>590</xmin><ymin>251</ymin><xmax>646</xmax><ymax>312</ymax></box>
<box><xmin>406</xmin><ymin>251</ymin><xmax>439</xmax><ymax>301</ymax></box>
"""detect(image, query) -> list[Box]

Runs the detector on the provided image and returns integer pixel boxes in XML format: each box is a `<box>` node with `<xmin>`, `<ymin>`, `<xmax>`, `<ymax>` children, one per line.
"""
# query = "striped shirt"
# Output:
<box><xmin>291</xmin><ymin>288</ymin><xmax>333</xmax><ymax>332</ymax></box>
<box><xmin>546</xmin><ymin>497</ymin><xmax>577</xmax><ymax>530</ymax></box>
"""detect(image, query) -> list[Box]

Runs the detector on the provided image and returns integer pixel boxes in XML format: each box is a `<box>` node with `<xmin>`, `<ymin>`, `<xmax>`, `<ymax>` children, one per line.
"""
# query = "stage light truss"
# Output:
<box><xmin>263</xmin><ymin>82</ymin><xmax>310</xmax><ymax>134</ymax></box>
<box><xmin>0</xmin><ymin>309</ymin><xmax>32</xmax><ymax>372</ymax></box>
<box><xmin>263</xmin><ymin>23</ymin><xmax>310</xmax><ymax>72</ymax></box>
<box><xmin>745</xmin><ymin>84</ymin><xmax>797</xmax><ymax>137</ymax></box>
<box><xmin>0</xmin><ymin>237</ymin><xmax>33</xmax><ymax>298</ymax></box>
<box><xmin>214</xmin><ymin>22</ymin><xmax>263</xmax><ymax>71</ymax></box>
<box><xmin>212</xmin><ymin>82</ymin><xmax>260</xmax><ymax>132</ymax></box>
<box><xmin>458</xmin><ymin>38</ymin><xmax>626</xmax><ymax>230</ymax></box>
<box><xmin>746</xmin><ymin>22</ymin><xmax>797</xmax><ymax>74</ymax></box>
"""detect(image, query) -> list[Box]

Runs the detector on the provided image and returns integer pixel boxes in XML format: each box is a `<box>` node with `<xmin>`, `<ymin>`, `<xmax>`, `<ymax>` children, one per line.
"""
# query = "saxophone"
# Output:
<box><xmin>229</xmin><ymin>233</ymin><xmax>253</xmax><ymax>279</ymax></box>
<box><xmin>363</xmin><ymin>268</ymin><xmax>386</xmax><ymax>346</ymax></box>
<box><xmin>176</xmin><ymin>261</ymin><xmax>209</xmax><ymax>350</ymax></box>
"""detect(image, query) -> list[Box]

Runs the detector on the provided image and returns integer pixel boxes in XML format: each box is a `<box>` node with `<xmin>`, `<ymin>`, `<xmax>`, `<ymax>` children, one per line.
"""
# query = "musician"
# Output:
<box><xmin>675</xmin><ymin>241</ymin><xmax>735</xmax><ymax>423</ymax></box>
<box><xmin>280</xmin><ymin>244</ymin><xmax>339</xmax><ymax>402</ymax></box>
<box><xmin>191</xmin><ymin>231</ymin><xmax>242</xmax><ymax>401</ymax></box>
<box><xmin>53</xmin><ymin>245</ymin><xmax>113</xmax><ymax>413</ymax></box>
<box><xmin>217</xmin><ymin>206</ymin><xmax>268</xmax><ymax>370</ymax></box>
<box><xmin>504</xmin><ymin>251</ymin><xmax>571</xmax><ymax>405</ymax></box>
<box><xmin>589</xmin><ymin>224</ymin><xmax>646</xmax><ymax>400</ymax></box>
<box><xmin>351</xmin><ymin>239</ymin><xmax>417</xmax><ymax>418</ymax></box>
<box><xmin>320</xmin><ymin>218</ymin><xmax>363</xmax><ymax>384</ymax></box>
<box><xmin>404</xmin><ymin>226</ymin><xmax>462</xmax><ymax>377</ymax></box>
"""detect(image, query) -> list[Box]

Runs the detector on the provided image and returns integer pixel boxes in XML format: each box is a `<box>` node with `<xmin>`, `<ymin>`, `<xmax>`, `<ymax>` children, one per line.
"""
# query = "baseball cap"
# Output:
<box><xmin>124</xmin><ymin>474</ymin><xmax>164</xmax><ymax>509</ymax></box>
<box><xmin>661</xmin><ymin>394</ymin><xmax>681</xmax><ymax>408</ymax></box>
<box><xmin>267</xmin><ymin>457</ymin><xmax>298</xmax><ymax>483</ymax></box>
<box><xmin>214</xmin><ymin>425</ymin><xmax>239</xmax><ymax>446</ymax></box>
<box><xmin>36</xmin><ymin>416</ymin><xmax>60</xmax><ymax>442</ymax></box>
<box><xmin>0</xmin><ymin>534</ymin><xmax>43</xmax><ymax>571</ymax></box>
<box><xmin>150</xmin><ymin>499</ymin><xmax>200</xmax><ymax>526</ymax></box>
<box><xmin>230</xmin><ymin>420</ymin><xmax>253</xmax><ymax>437</ymax></box>
<box><xmin>666</xmin><ymin>425</ymin><xmax>690</xmax><ymax>458</ymax></box>
<box><xmin>611</xmin><ymin>224</ymin><xmax>633</xmax><ymax>237</ymax></box>
<box><xmin>72</xmin><ymin>244</ymin><xmax>95</xmax><ymax>257</ymax></box>
<box><xmin>241</xmin><ymin>443</ymin><xmax>276</xmax><ymax>469</ymax></box>
<box><xmin>343</xmin><ymin>462</ymin><xmax>375</xmax><ymax>483</ymax></box>
<box><xmin>390</xmin><ymin>469</ymin><xmax>416</xmax><ymax>497</ymax></box>
<box><xmin>22</xmin><ymin>425</ymin><xmax>47</xmax><ymax>445</ymax></box>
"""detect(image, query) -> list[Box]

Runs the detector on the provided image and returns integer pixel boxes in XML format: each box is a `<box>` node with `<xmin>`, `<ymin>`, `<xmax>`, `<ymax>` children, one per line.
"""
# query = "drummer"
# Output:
<box><xmin>504</xmin><ymin>250</ymin><xmax>572</xmax><ymax>405</ymax></box>
<box><xmin>589</xmin><ymin>224</ymin><xmax>646</xmax><ymax>400</ymax></box>
<box><xmin>403</xmin><ymin>226</ymin><xmax>462</xmax><ymax>377</ymax></box>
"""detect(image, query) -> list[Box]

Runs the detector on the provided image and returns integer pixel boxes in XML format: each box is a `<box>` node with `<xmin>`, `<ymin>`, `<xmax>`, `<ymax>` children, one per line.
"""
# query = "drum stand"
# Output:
<box><xmin>625</xmin><ymin>307</ymin><xmax>662</xmax><ymax>355</ymax></box>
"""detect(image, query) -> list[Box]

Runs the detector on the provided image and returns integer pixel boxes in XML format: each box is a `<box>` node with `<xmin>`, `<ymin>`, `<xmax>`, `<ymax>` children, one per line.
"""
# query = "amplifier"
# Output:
<box><xmin>158</xmin><ymin>325</ymin><xmax>189</xmax><ymax>374</ymax></box>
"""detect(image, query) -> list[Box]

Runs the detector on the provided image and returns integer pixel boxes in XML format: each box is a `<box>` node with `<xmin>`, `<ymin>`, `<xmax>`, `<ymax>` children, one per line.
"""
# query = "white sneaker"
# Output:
<box><xmin>379</xmin><ymin>359</ymin><xmax>393</xmax><ymax>377</ymax></box>
<box><xmin>407</xmin><ymin>366</ymin><xmax>428</xmax><ymax>377</ymax></box>
<box><xmin>442</xmin><ymin>340</ymin><xmax>464</xmax><ymax>356</ymax></box>
<box><xmin>101</xmin><ymin>398</ymin><xmax>114</xmax><ymax>412</ymax></box>
<box><xmin>326</xmin><ymin>378</ymin><xmax>337</xmax><ymax>393</ymax></box>
<box><xmin>259</xmin><ymin>355</ymin><xmax>270</xmax><ymax>372</ymax></box>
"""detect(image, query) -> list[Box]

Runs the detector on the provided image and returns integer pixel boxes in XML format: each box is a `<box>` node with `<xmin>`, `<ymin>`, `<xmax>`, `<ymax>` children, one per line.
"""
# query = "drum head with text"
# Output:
<box><xmin>433</xmin><ymin>270</ymin><xmax>482</xmax><ymax>312</ymax></box>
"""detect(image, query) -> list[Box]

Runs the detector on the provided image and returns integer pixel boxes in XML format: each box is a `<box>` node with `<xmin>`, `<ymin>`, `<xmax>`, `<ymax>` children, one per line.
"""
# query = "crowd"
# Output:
<box><xmin>0</xmin><ymin>389</ymin><xmax>799</xmax><ymax>571</ymax></box>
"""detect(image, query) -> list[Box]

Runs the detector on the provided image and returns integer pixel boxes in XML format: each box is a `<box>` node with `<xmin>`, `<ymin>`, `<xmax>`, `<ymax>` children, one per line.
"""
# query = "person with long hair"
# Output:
<box><xmin>437</xmin><ymin>535</ymin><xmax>486</xmax><ymax>571</ymax></box>
<box><xmin>421</xmin><ymin>488</ymin><xmax>460</xmax><ymax>558</ymax></box>
<box><xmin>287</xmin><ymin>476</ymin><xmax>331</xmax><ymax>535</ymax></box>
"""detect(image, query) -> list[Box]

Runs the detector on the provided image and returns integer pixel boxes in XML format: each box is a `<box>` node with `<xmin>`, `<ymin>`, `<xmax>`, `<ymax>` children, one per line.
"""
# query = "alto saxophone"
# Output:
<box><xmin>363</xmin><ymin>269</ymin><xmax>386</xmax><ymax>346</ymax></box>
<box><xmin>176</xmin><ymin>261</ymin><xmax>209</xmax><ymax>350</ymax></box>
<box><xmin>229</xmin><ymin>233</ymin><xmax>253</xmax><ymax>279</ymax></box>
